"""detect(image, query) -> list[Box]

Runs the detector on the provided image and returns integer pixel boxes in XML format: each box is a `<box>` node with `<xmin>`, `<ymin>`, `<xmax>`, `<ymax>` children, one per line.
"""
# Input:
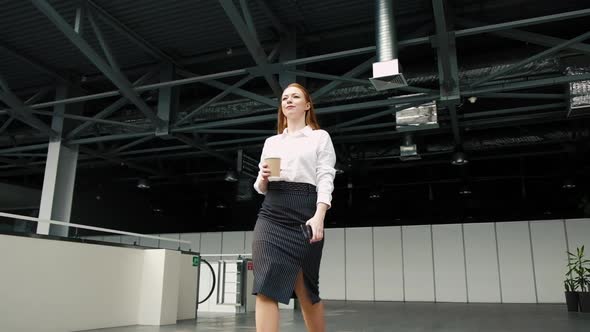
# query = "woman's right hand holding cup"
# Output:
<box><xmin>259</xmin><ymin>162</ymin><xmax>271</xmax><ymax>182</ymax></box>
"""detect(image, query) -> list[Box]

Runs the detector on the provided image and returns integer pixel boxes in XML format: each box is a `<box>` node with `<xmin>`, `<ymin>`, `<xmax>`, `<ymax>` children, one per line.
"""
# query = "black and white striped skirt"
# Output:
<box><xmin>252</xmin><ymin>181</ymin><xmax>324</xmax><ymax>305</ymax></box>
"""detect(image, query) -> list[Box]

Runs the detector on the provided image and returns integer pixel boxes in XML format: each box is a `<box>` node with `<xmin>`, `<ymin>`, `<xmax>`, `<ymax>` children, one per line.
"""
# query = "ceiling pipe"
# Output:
<box><xmin>370</xmin><ymin>0</ymin><xmax>408</xmax><ymax>91</ymax></box>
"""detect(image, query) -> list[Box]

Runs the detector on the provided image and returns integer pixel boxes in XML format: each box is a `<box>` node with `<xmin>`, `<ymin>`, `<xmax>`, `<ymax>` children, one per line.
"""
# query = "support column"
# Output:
<box><xmin>156</xmin><ymin>63</ymin><xmax>177</xmax><ymax>137</ymax></box>
<box><xmin>37</xmin><ymin>85</ymin><xmax>81</xmax><ymax>236</ymax></box>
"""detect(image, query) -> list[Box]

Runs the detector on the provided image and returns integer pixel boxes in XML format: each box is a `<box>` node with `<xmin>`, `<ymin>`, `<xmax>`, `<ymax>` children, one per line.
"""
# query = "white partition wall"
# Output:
<box><xmin>320</xmin><ymin>228</ymin><xmax>346</xmax><ymax>300</ymax></box>
<box><xmin>199</xmin><ymin>232</ymin><xmax>223</xmax><ymax>256</ymax></box>
<box><xmin>345</xmin><ymin>227</ymin><xmax>374</xmax><ymax>300</ymax></box>
<box><xmin>180</xmin><ymin>233</ymin><xmax>201</xmax><ymax>252</ymax></box>
<box><xmin>432</xmin><ymin>224</ymin><xmax>467</xmax><ymax>302</ymax></box>
<box><xmin>159</xmin><ymin>233</ymin><xmax>181</xmax><ymax>250</ymax></box>
<box><xmin>496</xmin><ymin>221</ymin><xmax>536</xmax><ymax>303</ymax></box>
<box><xmin>529</xmin><ymin>220</ymin><xmax>568</xmax><ymax>303</ymax></box>
<box><xmin>167</xmin><ymin>218</ymin><xmax>590</xmax><ymax>304</ymax></box>
<box><xmin>139</xmin><ymin>235</ymin><xmax>159</xmax><ymax>248</ymax></box>
<box><xmin>463</xmin><ymin>223</ymin><xmax>501</xmax><ymax>303</ymax></box>
<box><xmin>402</xmin><ymin>225</ymin><xmax>435</xmax><ymax>302</ymax></box>
<box><xmin>121</xmin><ymin>236</ymin><xmax>140</xmax><ymax>245</ymax></box>
<box><xmin>244</xmin><ymin>231</ymin><xmax>253</xmax><ymax>254</ymax></box>
<box><xmin>373</xmin><ymin>226</ymin><xmax>403</xmax><ymax>301</ymax></box>
<box><xmin>221</xmin><ymin>231</ymin><xmax>246</xmax><ymax>254</ymax></box>
<box><xmin>103</xmin><ymin>235</ymin><xmax>121</xmax><ymax>244</ymax></box>
<box><xmin>566</xmin><ymin>218</ymin><xmax>590</xmax><ymax>251</ymax></box>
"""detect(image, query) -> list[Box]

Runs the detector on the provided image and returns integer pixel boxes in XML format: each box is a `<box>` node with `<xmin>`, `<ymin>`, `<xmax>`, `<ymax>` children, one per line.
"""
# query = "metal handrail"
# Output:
<box><xmin>0</xmin><ymin>211</ymin><xmax>191</xmax><ymax>246</ymax></box>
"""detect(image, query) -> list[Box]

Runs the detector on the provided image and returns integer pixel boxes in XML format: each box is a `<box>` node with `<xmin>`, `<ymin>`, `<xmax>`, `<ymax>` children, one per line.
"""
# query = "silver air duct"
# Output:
<box><xmin>370</xmin><ymin>0</ymin><xmax>408</xmax><ymax>91</ymax></box>
<box><xmin>395</xmin><ymin>101</ymin><xmax>438</xmax><ymax>132</ymax></box>
<box><xmin>399</xmin><ymin>133</ymin><xmax>420</xmax><ymax>161</ymax></box>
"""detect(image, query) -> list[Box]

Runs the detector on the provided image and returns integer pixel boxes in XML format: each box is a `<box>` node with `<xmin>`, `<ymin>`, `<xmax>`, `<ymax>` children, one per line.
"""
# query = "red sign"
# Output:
<box><xmin>247</xmin><ymin>261</ymin><xmax>253</xmax><ymax>270</ymax></box>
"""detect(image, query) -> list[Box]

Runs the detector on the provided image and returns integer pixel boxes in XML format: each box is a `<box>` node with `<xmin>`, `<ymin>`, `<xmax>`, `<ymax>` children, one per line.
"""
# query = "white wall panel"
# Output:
<box><xmin>200</xmin><ymin>233</ymin><xmax>223</xmax><ymax>256</ymax></box>
<box><xmin>345</xmin><ymin>227</ymin><xmax>374</xmax><ymax>300</ymax></box>
<box><xmin>463</xmin><ymin>223</ymin><xmax>501</xmax><ymax>303</ymax></box>
<box><xmin>159</xmin><ymin>233</ymin><xmax>181</xmax><ymax>250</ymax></box>
<box><xmin>244</xmin><ymin>231</ymin><xmax>253</xmax><ymax>255</ymax></box>
<box><xmin>432</xmin><ymin>224</ymin><xmax>467</xmax><ymax>302</ymax></box>
<box><xmin>139</xmin><ymin>235</ymin><xmax>159</xmax><ymax>248</ymax></box>
<box><xmin>566</xmin><ymin>218</ymin><xmax>590</xmax><ymax>253</ymax></box>
<box><xmin>373</xmin><ymin>226</ymin><xmax>403</xmax><ymax>301</ymax></box>
<box><xmin>120</xmin><ymin>236</ymin><xmax>140</xmax><ymax>246</ymax></box>
<box><xmin>320</xmin><ymin>228</ymin><xmax>345</xmax><ymax>300</ymax></box>
<box><xmin>402</xmin><ymin>225</ymin><xmax>434</xmax><ymax>302</ymax></box>
<box><xmin>496</xmin><ymin>221</ymin><xmax>536</xmax><ymax>303</ymax></box>
<box><xmin>222</xmin><ymin>231</ymin><xmax>246</xmax><ymax>254</ymax></box>
<box><xmin>102</xmin><ymin>235</ymin><xmax>121</xmax><ymax>244</ymax></box>
<box><xmin>180</xmin><ymin>233</ymin><xmax>200</xmax><ymax>252</ymax></box>
<box><xmin>530</xmin><ymin>220</ymin><xmax>567</xmax><ymax>303</ymax></box>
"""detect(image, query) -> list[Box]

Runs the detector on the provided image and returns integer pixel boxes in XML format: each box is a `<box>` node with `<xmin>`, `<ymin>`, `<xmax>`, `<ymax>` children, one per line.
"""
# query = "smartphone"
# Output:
<box><xmin>300</xmin><ymin>224</ymin><xmax>313</xmax><ymax>240</ymax></box>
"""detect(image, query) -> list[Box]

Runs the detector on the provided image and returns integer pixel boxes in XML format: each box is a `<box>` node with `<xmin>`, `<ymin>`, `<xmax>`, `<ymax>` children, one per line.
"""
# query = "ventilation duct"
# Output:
<box><xmin>399</xmin><ymin>133</ymin><xmax>420</xmax><ymax>161</ymax></box>
<box><xmin>395</xmin><ymin>101</ymin><xmax>438</xmax><ymax>132</ymax></box>
<box><xmin>370</xmin><ymin>0</ymin><xmax>408</xmax><ymax>91</ymax></box>
<box><xmin>566</xmin><ymin>65</ymin><xmax>590</xmax><ymax>117</ymax></box>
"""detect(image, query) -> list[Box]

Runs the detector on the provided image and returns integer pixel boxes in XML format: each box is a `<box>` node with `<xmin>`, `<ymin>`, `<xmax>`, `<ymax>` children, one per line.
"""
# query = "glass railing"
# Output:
<box><xmin>0</xmin><ymin>211</ymin><xmax>192</xmax><ymax>250</ymax></box>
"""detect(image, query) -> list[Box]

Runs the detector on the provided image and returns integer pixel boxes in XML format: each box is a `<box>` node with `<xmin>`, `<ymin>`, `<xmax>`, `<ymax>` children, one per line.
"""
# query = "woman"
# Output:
<box><xmin>252</xmin><ymin>83</ymin><xmax>336</xmax><ymax>332</ymax></box>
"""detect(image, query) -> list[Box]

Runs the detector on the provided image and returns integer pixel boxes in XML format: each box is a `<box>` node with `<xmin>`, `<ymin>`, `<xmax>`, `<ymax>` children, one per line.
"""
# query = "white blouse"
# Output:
<box><xmin>253</xmin><ymin>125</ymin><xmax>337</xmax><ymax>207</ymax></box>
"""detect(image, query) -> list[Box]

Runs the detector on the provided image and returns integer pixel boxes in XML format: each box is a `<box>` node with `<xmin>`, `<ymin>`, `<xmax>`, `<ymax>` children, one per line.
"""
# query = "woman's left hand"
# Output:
<box><xmin>306</xmin><ymin>215</ymin><xmax>325</xmax><ymax>243</ymax></box>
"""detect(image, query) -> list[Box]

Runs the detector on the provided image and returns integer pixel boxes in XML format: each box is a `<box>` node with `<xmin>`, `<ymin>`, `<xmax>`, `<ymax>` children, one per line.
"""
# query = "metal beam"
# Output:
<box><xmin>155</xmin><ymin>63</ymin><xmax>176</xmax><ymax>136</ymax></box>
<box><xmin>172</xmin><ymin>134</ymin><xmax>233</xmax><ymax>165</ymax></box>
<box><xmin>312</xmin><ymin>56</ymin><xmax>375</xmax><ymax>100</ymax></box>
<box><xmin>65</xmin><ymin>70</ymin><xmax>156</xmax><ymax>140</ymax></box>
<box><xmin>456</xmin><ymin>18</ymin><xmax>590</xmax><ymax>56</ymax></box>
<box><xmin>463</xmin><ymin>73</ymin><xmax>590</xmax><ymax>95</ymax></box>
<box><xmin>471</xmin><ymin>30</ymin><xmax>590</xmax><ymax>87</ymax></box>
<box><xmin>254</xmin><ymin>0</ymin><xmax>287</xmax><ymax>35</ymax></box>
<box><xmin>460</xmin><ymin>102</ymin><xmax>566</xmax><ymax>119</ymax></box>
<box><xmin>87</xmin><ymin>8</ymin><xmax>120</xmax><ymax>71</ymax></box>
<box><xmin>240</xmin><ymin>0</ymin><xmax>260</xmax><ymax>47</ymax></box>
<box><xmin>30</xmin><ymin>110</ymin><xmax>147</xmax><ymax>129</ymax></box>
<box><xmin>0</xmin><ymin>87</ymin><xmax>51</xmax><ymax>135</ymax></box>
<box><xmin>0</xmin><ymin>42</ymin><xmax>68</xmax><ymax>83</ymax></box>
<box><xmin>86</xmin><ymin>0</ymin><xmax>181</xmax><ymax>67</ymax></box>
<box><xmin>0</xmin><ymin>46</ymin><xmax>379</xmax><ymax>114</ymax></box>
<box><xmin>108</xmin><ymin>135</ymin><xmax>155</xmax><ymax>154</ymax></box>
<box><xmin>0</xmin><ymin>93</ymin><xmax>438</xmax><ymax>153</ymax></box>
<box><xmin>476</xmin><ymin>92</ymin><xmax>565</xmax><ymax>100</ymax></box>
<box><xmin>287</xmin><ymin>69</ymin><xmax>371</xmax><ymax>85</ymax></box>
<box><xmin>174</xmin><ymin>93</ymin><xmax>438</xmax><ymax>132</ymax></box>
<box><xmin>455</xmin><ymin>8</ymin><xmax>590</xmax><ymax>37</ymax></box>
<box><xmin>0</xmin><ymin>116</ymin><xmax>14</xmax><ymax>134</ymax></box>
<box><xmin>174</xmin><ymin>74</ymin><xmax>254</xmax><ymax>126</ymax></box>
<box><xmin>432</xmin><ymin>0</ymin><xmax>461</xmax><ymax>147</ymax></box>
<box><xmin>32</xmin><ymin>0</ymin><xmax>163</xmax><ymax>127</ymax></box>
<box><xmin>432</xmin><ymin>0</ymin><xmax>459</xmax><ymax>97</ymax></box>
<box><xmin>329</xmin><ymin>100</ymin><xmax>428</xmax><ymax>131</ymax></box>
<box><xmin>219</xmin><ymin>0</ymin><xmax>283</xmax><ymax>97</ymax></box>
<box><xmin>77</xmin><ymin>145</ymin><xmax>163</xmax><ymax>176</ymax></box>
<box><xmin>330</xmin><ymin>109</ymin><xmax>395</xmax><ymax>132</ymax></box>
<box><xmin>0</xmin><ymin>75</ymin><xmax>56</xmax><ymax>137</ymax></box>
<box><xmin>171</xmin><ymin>69</ymin><xmax>277</xmax><ymax>107</ymax></box>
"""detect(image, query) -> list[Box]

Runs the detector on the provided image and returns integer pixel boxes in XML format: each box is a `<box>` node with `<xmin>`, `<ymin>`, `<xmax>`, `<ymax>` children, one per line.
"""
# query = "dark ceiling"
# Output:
<box><xmin>1</xmin><ymin>0</ymin><xmax>589</xmax><ymax>234</ymax></box>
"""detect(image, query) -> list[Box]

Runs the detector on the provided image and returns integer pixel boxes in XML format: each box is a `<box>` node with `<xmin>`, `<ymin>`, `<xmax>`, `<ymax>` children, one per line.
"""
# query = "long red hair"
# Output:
<box><xmin>276</xmin><ymin>83</ymin><xmax>320</xmax><ymax>134</ymax></box>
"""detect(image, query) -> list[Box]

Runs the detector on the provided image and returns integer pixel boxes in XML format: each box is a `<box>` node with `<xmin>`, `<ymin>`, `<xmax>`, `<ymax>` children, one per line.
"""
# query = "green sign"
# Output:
<box><xmin>192</xmin><ymin>256</ymin><xmax>200</xmax><ymax>267</ymax></box>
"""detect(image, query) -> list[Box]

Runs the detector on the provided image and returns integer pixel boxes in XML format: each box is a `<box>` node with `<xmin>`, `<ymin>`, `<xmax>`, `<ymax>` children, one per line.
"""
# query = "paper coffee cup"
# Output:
<box><xmin>264</xmin><ymin>157</ymin><xmax>281</xmax><ymax>178</ymax></box>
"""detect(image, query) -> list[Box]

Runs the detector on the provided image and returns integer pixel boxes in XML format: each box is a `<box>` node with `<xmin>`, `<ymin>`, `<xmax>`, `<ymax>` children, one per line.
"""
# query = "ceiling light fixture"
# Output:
<box><xmin>459</xmin><ymin>184</ymin><xmax>472</xmax><ymax>195</ymax></box>
<box><xmin>137</xmin><ymin>178</ymin><xmax>150</xmax><ymax>189</ymax></box>
<box><xmin>224</xmin><ymin>170</ymin><xmax>238</xmax><ymax>182</ymax></box>
<box><xmin>562</xmin><ymin>178</ymin><xmax>576</xmax><ymax>189</ymax></box>
<box><xmin>451</xmin><ymin>151</ymin><xmax>469</xmax><ymax>166</ymax></box>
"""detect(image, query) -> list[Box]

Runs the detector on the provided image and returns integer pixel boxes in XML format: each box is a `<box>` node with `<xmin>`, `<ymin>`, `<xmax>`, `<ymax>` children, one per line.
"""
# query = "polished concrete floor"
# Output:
<box><xmin>82</xmin><ymin>301</ymin><xmax>590</xmax><ymax>332</ymax></box>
